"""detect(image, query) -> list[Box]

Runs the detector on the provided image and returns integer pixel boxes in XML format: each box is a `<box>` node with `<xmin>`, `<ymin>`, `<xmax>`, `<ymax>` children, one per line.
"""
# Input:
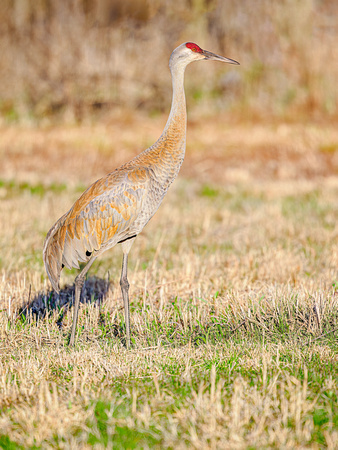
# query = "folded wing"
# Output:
<box><xmin>43</xmin><ymin>167</ymin><xmax>150</xmax><ymax>292</ymax></box>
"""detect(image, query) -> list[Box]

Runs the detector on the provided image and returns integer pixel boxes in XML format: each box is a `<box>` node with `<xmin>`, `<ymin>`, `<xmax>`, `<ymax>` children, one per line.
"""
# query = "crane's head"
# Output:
<box><xmin>169</xmin><ymin>42</ymin><xmax>239</xmax><ymax>70</ymax></box>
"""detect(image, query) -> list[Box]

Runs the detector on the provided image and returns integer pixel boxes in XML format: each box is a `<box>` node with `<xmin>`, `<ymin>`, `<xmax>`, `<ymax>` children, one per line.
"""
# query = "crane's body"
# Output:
<box><xmin>44</xmin><ymin>87</ymin><xmax>186</xmax><ymax>291</ymax></box>
<box><xmin>43</xmin><ymin>42</ymin><xmax>239</xmax><ymax>346</ymax></box>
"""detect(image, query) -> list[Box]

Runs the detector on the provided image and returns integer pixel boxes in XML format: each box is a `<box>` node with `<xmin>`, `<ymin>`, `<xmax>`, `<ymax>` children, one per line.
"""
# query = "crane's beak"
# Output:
<box><xmin>202</xmin><ymin>49</ymin><xmax>239</xmax><ymax>65</ymax></box>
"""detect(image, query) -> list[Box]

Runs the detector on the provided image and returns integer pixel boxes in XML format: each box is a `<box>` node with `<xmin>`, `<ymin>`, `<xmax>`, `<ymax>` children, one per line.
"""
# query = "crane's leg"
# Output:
<box><xmin>120</xmin><ymin>237</ymin><xmax>136</xmax><ymax>349</ymax></box>
<box><xmin>120</xmin><ymin>252</ymin><xmax>131</xmax><ymax>348</ymax></box>
<box><xmin>69</xmin><ymin>256</ymin><xmax>97</xmax><ymax>346</ymax></box>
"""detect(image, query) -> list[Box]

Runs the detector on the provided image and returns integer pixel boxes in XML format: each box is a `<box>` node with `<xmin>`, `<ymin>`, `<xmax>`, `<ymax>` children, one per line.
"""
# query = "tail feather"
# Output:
<box><xmin>43</xmin><ymin>217</ymin><xmax>67</xmax><ymax>293</ymax></box>
<box><xmin>43</xmin><ymin>213</ymin><xmax>95</xmax><ymax>292</ymax></box>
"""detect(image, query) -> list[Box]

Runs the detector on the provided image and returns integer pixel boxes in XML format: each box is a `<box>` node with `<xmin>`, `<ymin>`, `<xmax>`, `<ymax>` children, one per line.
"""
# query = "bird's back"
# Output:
<box><xmin>43</xmin><ymin>163</ymin><xmax>160</xmax><ymax>292</ymax></box>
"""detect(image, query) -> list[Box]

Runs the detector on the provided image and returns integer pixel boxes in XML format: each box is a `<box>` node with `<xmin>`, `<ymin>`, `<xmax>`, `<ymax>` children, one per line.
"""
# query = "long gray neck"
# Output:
<box><xmin>130</xmin><ymin>61</ymin><xmax>188</xmax><ymax>189</ymax></box>
<box><xmin>146</xmin><ymin>63</ymin><xmax>187</xmax><ymax>183</ymax></box>
<box><xmin>163</xmin><ymin>63</ymin><xmax>187</xmax><ymax>134</ymax></box>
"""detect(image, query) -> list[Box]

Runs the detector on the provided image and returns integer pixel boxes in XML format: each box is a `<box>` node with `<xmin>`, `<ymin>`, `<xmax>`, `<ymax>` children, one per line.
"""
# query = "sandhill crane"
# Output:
<box><xmin>43</xmin><ymin>42</ymin><xmax>239</xmax><ymax>347</ymax></box>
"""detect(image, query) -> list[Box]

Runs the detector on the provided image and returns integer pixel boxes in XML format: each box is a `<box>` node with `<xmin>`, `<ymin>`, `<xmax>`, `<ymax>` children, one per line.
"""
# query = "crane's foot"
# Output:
<box><xmin>69</xmin><ymin>330</ymin><xmax>76</xmax><ymax>347</ymax></box>
<box><xmin>69</xmin><ymin>276</ymin><xmax>85</xmax><ymax>346</ymax></box>
<box><xmin>125</xmin><ymin>332</ymin><xmax>131</xmax><ymax>349</ymax></box>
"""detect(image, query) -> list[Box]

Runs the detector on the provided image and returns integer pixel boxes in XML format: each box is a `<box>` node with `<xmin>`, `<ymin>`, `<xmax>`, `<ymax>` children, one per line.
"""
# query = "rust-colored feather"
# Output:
<box><xmin>43</xmin><ymin>167</ymin><xmax>152</xmax><ymax>291</ymax></box>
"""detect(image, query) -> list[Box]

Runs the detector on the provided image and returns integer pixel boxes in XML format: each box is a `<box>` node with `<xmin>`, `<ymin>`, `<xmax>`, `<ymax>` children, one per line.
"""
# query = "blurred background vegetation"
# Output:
<box><xmin>0</xmin><ymin>0</ymin><xmax>337</xmax><ymax>123</ymax></box>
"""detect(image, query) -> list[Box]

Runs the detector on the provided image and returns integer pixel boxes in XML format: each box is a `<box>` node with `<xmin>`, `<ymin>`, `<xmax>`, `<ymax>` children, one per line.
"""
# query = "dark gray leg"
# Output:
<box><xmin>120</xmin><ymin>252</ymin><xmax>131</xmax><ymax>348</ymax></box>
<box><xmin>69</xmin><ymin>256</ymin><xmax>96</xmax><ymax>346</ymax></box>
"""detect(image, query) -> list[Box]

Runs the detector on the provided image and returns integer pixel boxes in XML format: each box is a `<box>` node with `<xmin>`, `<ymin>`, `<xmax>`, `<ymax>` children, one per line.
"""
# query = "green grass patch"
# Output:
<box><xmin>0</xmin><ymin>179</ymin><xmax>66</xmax><ymax>197</ymax></box>
<box><xmin>87</xmin><ymin>400</ymin><xmax>162</xmax><ymax>448</ymax></box>
<box><xmin>0</xmin><ymin>435</ymin><xmax>25</xmax><ymax>450</ymax></box>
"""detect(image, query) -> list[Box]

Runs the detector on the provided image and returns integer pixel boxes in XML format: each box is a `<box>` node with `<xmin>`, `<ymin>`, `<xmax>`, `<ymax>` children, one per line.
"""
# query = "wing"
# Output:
<box><xmin>43</xmin><ymin>167</ymin><xmax>151</xmax><ymax>292</ymax></box>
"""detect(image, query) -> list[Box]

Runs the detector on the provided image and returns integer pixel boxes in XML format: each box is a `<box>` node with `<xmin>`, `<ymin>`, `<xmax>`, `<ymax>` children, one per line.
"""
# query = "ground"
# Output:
<box><xmin>0</xmin><ymin>113</ymin><xmax>337</xmax><ymax>448</ymax></box>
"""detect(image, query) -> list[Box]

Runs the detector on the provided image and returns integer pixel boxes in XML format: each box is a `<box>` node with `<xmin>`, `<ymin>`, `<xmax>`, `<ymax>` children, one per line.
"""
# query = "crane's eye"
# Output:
<box><xmin>186</xmin><ymin>42</ymin><xmax>202</xmax><ymax>53</ymax></box>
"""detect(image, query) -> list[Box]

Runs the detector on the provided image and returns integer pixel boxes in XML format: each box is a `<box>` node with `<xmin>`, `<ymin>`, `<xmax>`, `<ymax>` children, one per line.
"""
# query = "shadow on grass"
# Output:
<box><xmin>15</xmin><ymin>276</ymin><xmax>131</xmax><ymax>346</ymax></box>
<box><xmin>18</xmin><ymin>276</ymin><xmax>111</xmax><ymax>329</ymax></box>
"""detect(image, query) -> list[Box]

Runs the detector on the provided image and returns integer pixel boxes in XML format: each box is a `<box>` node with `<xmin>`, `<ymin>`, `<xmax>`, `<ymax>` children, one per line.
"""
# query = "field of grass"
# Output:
<box><xmin>0</xmin><ymin>114</ymin><xmax>338</xmax><ymax>448</ymax></box>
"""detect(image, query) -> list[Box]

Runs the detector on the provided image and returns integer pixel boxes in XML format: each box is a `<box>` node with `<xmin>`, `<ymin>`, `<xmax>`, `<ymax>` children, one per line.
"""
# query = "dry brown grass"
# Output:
<box><xmin>0</xmin><ymin>114</ymin><xmax>337</xmax><ymax>447</ymax></box>
<box><xmin>1</xmin><ymin>0</ymin><xmax>338</xmax><ymax>121</ymax></box>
